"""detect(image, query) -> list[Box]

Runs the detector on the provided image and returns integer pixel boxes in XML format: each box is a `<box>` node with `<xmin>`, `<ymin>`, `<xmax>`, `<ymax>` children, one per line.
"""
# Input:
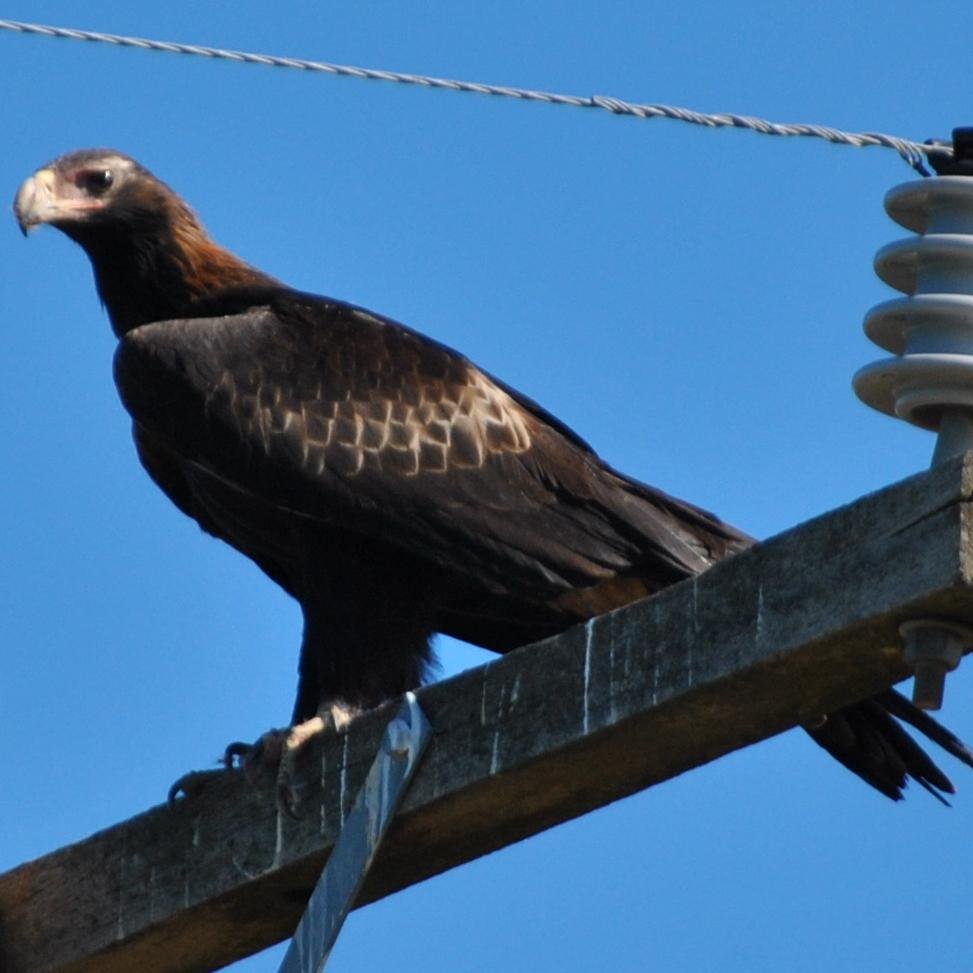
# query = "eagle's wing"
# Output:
<box><xmin>114</xmin><ymin>291</ymin><xmax>749</xmax><ymax>604</ymax></box>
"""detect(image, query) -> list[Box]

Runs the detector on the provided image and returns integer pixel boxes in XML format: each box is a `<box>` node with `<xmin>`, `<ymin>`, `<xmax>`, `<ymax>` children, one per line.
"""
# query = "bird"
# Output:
<box><xmin>14</xmin><ymin>148</ymin><xmax>973</xmax><ymax>810</ymax></box>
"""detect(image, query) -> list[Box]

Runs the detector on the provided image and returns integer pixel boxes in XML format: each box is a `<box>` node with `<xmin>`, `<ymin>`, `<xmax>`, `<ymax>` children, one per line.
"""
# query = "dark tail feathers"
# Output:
<box><xmin>805</xmin><ymin>689</ymin><xmax>973</xmax><ymax>804</ymax></box>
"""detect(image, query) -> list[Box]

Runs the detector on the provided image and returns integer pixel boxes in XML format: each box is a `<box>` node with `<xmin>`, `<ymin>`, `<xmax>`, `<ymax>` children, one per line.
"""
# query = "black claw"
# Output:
<box><xmin>167</xmin><ymin>779</ymin><xmax>187</xmax><ymax>807</ymax></box>
<box><xmin>222</xmin><ymin>741</ymin><xmax>253</xmax><ymax>769</ymax></box>
<box><xmin>167</xmin><ymin>768</ymin><xmax>227</xmax><ymax>807</ymax></box>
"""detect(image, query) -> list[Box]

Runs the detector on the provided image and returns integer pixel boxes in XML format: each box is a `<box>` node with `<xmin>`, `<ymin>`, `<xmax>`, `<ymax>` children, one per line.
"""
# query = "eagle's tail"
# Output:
<box><xmin>805</xmin><ymin>689</ymin><xmax>973</xmax><ymax>803</ymax></box>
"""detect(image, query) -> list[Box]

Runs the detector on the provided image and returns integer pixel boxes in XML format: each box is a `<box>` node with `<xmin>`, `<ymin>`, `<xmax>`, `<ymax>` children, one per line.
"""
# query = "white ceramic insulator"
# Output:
<box><xmin>853</xmin><ymin>176</ymin><xmax>973</xmax><ymax>464</ymax></box>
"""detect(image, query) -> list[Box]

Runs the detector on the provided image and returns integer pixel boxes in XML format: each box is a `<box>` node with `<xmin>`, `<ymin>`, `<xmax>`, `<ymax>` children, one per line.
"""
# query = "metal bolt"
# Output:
<box><xmin>899</xmin><ymin>619</ymin><xmax>973</xmax><ymax>710</ymax></box>
<box><xmin>385</xmin><ymin>718</ymin><xmax>413</xmax><ymax>759</ymax></box>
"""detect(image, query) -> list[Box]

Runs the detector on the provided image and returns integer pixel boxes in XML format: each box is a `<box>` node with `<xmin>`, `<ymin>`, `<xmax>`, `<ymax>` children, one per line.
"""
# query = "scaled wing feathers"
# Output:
<box><xmin>115</xmin><ymin>295</ymin><xmax>748</xmax><ymax>601</ymax></box>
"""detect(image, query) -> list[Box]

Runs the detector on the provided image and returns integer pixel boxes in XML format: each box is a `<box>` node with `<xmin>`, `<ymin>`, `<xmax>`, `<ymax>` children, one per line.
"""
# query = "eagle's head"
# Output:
<box><xmin>14</xmin><ymin>148</ymin><xmax>196</xmax><ymax>244</ymax></box>
<box><xmin>15</xmin><ymin>149</ymin><xmax>275</xmax><ymax>335</ymax></box>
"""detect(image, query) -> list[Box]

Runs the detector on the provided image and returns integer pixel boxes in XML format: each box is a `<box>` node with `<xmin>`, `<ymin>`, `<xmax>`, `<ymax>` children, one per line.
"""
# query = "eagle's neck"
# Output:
<box><xmin>71</xmin><ymin>214</ymin><xmax>277</xmax><ymax>337</ymax></box>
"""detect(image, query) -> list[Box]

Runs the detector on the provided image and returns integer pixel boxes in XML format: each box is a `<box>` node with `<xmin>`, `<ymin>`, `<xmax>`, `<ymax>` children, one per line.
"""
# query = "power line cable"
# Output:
<box><xmin>0</xmin><ymin>17</ymin><xmax>946</xmax><ymax>175</ymax></box>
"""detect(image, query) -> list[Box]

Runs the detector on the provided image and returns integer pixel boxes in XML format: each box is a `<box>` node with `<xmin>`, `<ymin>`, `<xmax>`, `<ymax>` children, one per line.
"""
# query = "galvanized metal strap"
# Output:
<box><xmin>279</xmin><ymin>692</ymin><xmax>432</xmax><ymax>973</ymax></box>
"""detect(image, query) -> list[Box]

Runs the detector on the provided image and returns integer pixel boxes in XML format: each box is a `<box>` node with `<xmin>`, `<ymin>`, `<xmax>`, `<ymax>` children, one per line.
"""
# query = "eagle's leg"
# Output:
<box><xmin>169</xmin><ymin>588</ymin><xmax>433</xmax><ymax>809</ymax></box>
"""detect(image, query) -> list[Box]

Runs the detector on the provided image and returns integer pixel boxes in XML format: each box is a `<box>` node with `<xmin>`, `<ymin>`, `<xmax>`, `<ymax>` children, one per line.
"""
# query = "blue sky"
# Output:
<box><xmin>3</xmin><ymin>3</ymin><xmax>973</xmax><ymax>971</ymax></box>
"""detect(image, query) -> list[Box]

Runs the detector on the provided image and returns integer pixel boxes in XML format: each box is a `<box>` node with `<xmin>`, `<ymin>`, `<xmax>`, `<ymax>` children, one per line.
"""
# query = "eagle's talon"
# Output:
<box><xmin>167</xmin><ymin>767</ymin><xmax>231</xmax><ymax>807</ymax></box>
<box><xmin>222</xmin><ymin>741</ymin><xmax>252</xmax><ymax>769</ymax></box>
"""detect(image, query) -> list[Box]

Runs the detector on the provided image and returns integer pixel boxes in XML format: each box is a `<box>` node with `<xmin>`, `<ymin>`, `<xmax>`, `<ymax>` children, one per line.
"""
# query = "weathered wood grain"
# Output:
<box><xmin>3</xmin><ymin>455</ymin><xmax>973</xmax><ymax>973</ymax></box>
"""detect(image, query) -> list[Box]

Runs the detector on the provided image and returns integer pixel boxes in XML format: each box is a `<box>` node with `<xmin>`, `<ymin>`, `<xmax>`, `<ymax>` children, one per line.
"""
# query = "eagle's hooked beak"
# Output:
<box><xmin>14</xmin><ymin>169</ymin><xmax>57</xmax><ymax>236</ymax></box>
<box><xmin>14</xmin><ymin>167</ymin><xmax>104</xmax><ymax>236</ymax></box>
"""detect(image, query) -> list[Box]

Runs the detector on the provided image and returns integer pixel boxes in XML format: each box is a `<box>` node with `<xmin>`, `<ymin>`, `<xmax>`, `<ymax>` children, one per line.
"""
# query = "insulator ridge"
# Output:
<box><xmin>854</xmin><ymin>177</ymin><xmax>973</xmax><ymax>462</ymax></box>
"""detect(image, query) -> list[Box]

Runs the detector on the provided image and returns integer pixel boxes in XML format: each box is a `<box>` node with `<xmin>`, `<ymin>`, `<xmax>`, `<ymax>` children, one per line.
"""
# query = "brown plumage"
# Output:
<box><xmin>14</xmin><ymin>148</ymin><xmax>973</xmax><ymax>802</ymax></box>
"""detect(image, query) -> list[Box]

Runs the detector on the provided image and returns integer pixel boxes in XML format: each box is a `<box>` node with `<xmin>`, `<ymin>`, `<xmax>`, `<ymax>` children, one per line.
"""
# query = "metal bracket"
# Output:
<box><xmin>899</xmin><ymin>619</ymin><xmax>973</xmax><ymax>710</ymax></box>
<box><xmin>278</xmin><ymin>692</ymin><xmax>432</xmax><ymax>973</ymax></box>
